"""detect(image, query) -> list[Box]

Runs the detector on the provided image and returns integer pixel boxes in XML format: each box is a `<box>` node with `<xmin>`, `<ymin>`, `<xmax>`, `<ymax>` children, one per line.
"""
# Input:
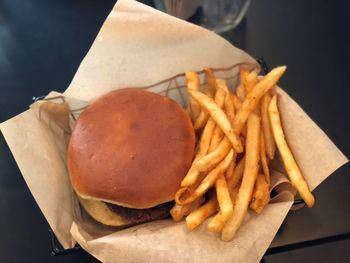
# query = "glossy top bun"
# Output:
<box><xmin>68</xmin><ymin>89</ymin><xmax>195</xmax><ymax>209</ymax></box>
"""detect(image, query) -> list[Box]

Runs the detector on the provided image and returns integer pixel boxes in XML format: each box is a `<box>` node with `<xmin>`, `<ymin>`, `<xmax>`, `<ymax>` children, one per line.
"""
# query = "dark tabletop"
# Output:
<box><xmin>1</xmin><ymin>0</ymin><xmax>349</xmax><ymax>262</ymax></box>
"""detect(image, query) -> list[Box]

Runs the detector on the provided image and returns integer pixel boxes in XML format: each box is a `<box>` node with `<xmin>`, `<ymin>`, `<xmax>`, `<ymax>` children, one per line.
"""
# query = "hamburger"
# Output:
<box><xmin>67</xmin><ymin>89</ymin><xmax>195</xmax><ymax>226</ymax></box>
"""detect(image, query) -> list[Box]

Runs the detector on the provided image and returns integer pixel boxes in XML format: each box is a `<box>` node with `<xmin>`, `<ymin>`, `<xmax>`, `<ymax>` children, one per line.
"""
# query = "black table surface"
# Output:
<box><xmin>1</xmin><ymin>0</ymin><xmax>349</xmax><ymax>262</ymax></box>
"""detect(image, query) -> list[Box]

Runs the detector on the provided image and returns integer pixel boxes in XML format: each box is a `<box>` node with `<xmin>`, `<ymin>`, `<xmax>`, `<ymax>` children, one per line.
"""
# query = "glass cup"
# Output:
<box><xmin>154</xmin><ymin>0</ymin><xmax>251</xmax><ymax>33</ymax></box>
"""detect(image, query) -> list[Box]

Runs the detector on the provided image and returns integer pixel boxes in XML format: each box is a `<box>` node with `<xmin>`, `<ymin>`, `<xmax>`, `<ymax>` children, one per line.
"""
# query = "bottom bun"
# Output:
<box><xmin>78</xmin><ymin>195</ymin><xmax>173</xmax><ymax>227</ymax></box>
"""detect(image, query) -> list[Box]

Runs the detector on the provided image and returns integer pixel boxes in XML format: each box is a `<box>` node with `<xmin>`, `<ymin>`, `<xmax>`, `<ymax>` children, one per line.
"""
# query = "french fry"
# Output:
<box><xmin>194</xmin><ymin>112</ymin><xmax>243</xmax><ymax>173</ymax></box>
<box><xmin>186</xmin><ymin>193</ymin><xmax>218</xmax><ymax>231</ymax></box>
<box><xmin>208</xmin><ymin>184</ymin><xmax>240</xmax><ymax>232</ymax></box>
<box><xmin>207</xmin><ymin>174</ymin><xmax>234</xmax><ymax>232</ymax></box>
<box><xmin>236</xmin><ymin>85</ymin><xmax>246</xmax><ymax>101</ymax></box>
<box><xmin>198</xmin><ymin>88</ymin><xmax>226</xmax><ymax>156</ymax></box>
<box><xmin>193</xmin><ymin>90</ymin><xmax>213</xmax><ymax>130</ymax></box>
<box><xmin>180</xmin><ymin>156</ymin><xmax>202</xmax><ymax>187</ymax></box>
<box><xmin>240</xmin><ymin>68</ymin><xmax>249</xmax><ymax>80</ymax></box>
<box><xmin>250</xmin><ymin>174</ymin><xmax>270</xmax><ymax>214</ymax></box>
<box><xmin>193</xmin><ymin>67</ymin><xmax>285</xmax><ymax>176</ymax></box>
<box><xmin>222</xmin><ymin>113</ymin><xmax>261</xmax><ymax>241</ymax></box>
<box><xmin>244</xmin><ymin>70</ymin><xmax>258</xmax><ymax>94</ymax></box>
<box><xmin>170</xmin><ymin>197</ymin><xmax>205</xmax><ymax>222</ymax></box>
<box><xmin>197</xmin><ymin>120</ymin><xmax>216</xmax><ymax>156</ymax></box>
<box><xmin>236</xmin><ymin>68</ymin><xmax>248</xmax><ymax>101</ymax></box>
<box><xmin>193</xmin><ymin>111</ymin><xmax>209</xmax><ymax>130</ymax></box>
<box><xmin>241</xmin><ymin>123</ymin><xmax>248</xmax><ymax>139</ymax></box>
<box><xmin>232</xmin><ymin>94</ymin><xmax>242</xmax><ymax>112</ymax></box>
<box><xmin>204</xmin><ymin>67</ymin><xmax>217</xmax><ymax>97</ymax></box>
<box><xmin>193</xmin><ymin>89</ymin><xmax>246</xmax><ymax>173</ymax></box>
<box><xmin>208</xmin><ymin>79</ymin><xmax>235</xmax><ymax>152</ymax></box>
<box><xmin>268</xmin><ymin>95</ymin><xmax>315</xmax><ymax>207</ymax></box>
<box><xmin>194</xmin><ymin>138</ymin><xmax>231</xmax><ymax>172</ymax></box>
<box><xmin>225</xmin><ymin>155</ymin><xmax>236</xmax><ymax>180</ymax></box>
<box><xmin>186</xmin><ymin>71</ymin><xmax>201</xmax><ymax>90</ymax></box>
<box><xmin>216</xmin><ymin>175</ymin><xmax>233</xmax><ymax>216</ymax></box>
<box><xmin>195</xmin><ymin>100</ymin><xmax>241</xmax><ymax>172</ymax></box>
<box><xmin>181</xmin><ymin>89</ymin><xmax>226</xmax><ymax>187</ymax></box>
<box><xmin>176</xmin><ymin>150</ymin><xmax>234</xmax><ymax>205</ymax></box>
<box><xmin>245</xmin><ymin>70</ymin><xmax>260</xmax><ymax>112</ymax></box>
<box><xmin>186</xmin><ymin>71</ymin><xmax>201</xmax><ymax>121</ymax></box>
<box><xmin>173</xmin><ymin>66</ymin><xmax>315</xmax><ymax>241</ymax></box>
<box><xmin>209</xmin><ymin>126</ymin><xmax>224</xmax><ymax>152</ymax></box>
<box><xmin>260</xmin><ymin>131</ymin><xmax>270</xmax><ymax>185</ymax></box>
<box><xmin>261</xmin><ymin>93</ymin><xmax>276</xmax><ymax>159</ymax></box>
<box><xmin>254</xmin><ymin>100</ymin><xmax>261</xmax><ymax>116</ymax></box>
<box><xmin>229</xmin><ymin>184</ymin><xmax>240</xmax><ymax>202</ymax></box>
<box><xmin>233</xmin><ymin>66</ymin><xmax>286</xmax><ymax>133</ymax></box>
<box><xmin>176</xmin><ymin>171</ymin><xmax>208</xmax><ymax>204</ymax></box>
<box><xmin>208</xmin><ymin>79</ymin><xmax>236</xmax><ymax>152</ymax></box>
<box><xmin>216</xmin><ymin>79</ymin><xmax>235</xmax><ymax>123</ymax></box>
<box><xmin>188</xmin><ymin>89</ymin><xmax>243</xmax><ymax>153</ymax></box>
<box><xmin>227</xmin><ymin>157</ymin><xmax>245</xmax><ymax>191</ymax></box>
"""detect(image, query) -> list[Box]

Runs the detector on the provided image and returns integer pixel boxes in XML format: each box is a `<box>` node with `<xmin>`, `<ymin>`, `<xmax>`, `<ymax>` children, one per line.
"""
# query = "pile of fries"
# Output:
<box><xmin>171</xmin><ymin>66</ymin><xmax>315</xmax><ymax>241</ymax></box>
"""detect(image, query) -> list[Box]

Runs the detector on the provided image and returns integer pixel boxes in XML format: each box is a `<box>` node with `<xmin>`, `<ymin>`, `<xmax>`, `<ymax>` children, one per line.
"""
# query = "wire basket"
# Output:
<box><xmin>33</xmin><ymin>57</ymin><xmax>305</xmax><ymax>257</ymax></box>
<box><xmin>34</xmin><ymin>60</ymin><xmax>262</xmax><ymax>120</ymax></box>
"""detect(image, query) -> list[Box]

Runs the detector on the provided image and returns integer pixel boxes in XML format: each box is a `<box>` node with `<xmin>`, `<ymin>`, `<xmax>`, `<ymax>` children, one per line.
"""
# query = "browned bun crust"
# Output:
<box><xmin>77</xmin><ymin>195</ymin><xmax>130</xmax><ymax>226</ymax></box>
<box><xmin>68</xmin><ymin>89</ymin><xmax>195</xmax><ymax>209</ymax></box>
